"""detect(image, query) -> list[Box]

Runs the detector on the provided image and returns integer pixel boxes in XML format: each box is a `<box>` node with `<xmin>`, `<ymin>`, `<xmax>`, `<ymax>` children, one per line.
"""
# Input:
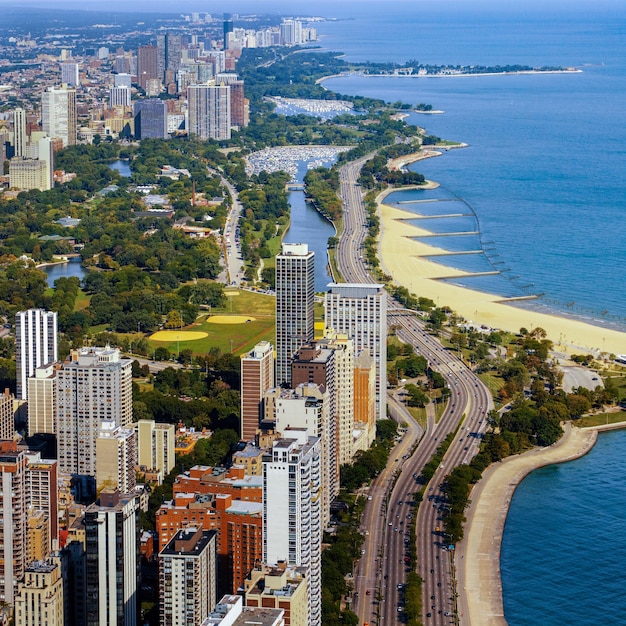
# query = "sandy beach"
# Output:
<box><xmin>455</xmin><ymin>421</ymin><xmax>625</xmax><ymax>625</ymax></box>
<box><xmin>377</xmin><ymin>190</ymin><xmax>626</xmax><ymax>354</ymax></box>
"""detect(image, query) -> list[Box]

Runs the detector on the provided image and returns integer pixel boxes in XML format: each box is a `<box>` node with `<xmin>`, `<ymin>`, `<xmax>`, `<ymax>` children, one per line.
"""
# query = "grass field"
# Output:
<box><xmin>147</xmin><ymin>288</ymin><xmax>275</xmax><ymax>356</ymax></box>
<box><xmin>574</xmin><ymin>412</ymin><xmax>626</xmax><ymax>428</ymax></box>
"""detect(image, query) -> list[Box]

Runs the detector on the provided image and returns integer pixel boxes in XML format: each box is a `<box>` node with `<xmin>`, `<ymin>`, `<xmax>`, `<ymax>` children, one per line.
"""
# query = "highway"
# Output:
<box><xmin>335</xmin><ymin>156</ymin><xmax>494</xmax><ymax>625</ymax></box>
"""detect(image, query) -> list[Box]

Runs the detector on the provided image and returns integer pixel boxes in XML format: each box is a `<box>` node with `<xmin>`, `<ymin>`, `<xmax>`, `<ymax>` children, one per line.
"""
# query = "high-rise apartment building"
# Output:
<box><xmin>61</xmin><ymin>62</ymin><xmax>79</xmax><ymax>87</ymax></box>
<box><xmin>136</xmin><ymin>419</ymin><xmax>175</xmax><ymax>478</ymax></box>
<box><xmin>223</xmin><ymin>15</ymin><xmax>234</xmax><ymax>49</ymax></box>
<box><xmin>263</xmin><ymin>432</ymin><xmax>322</xmax><ymax>626</ymax></box>
<box><xmin>187</xmin><ymin>83</ymin><xmax>231</xmax><ymax>140</ymax></box>
<box><xmin>353</xmin><ymin>350</ymin><xmax>377</xmax><ymax>451</ymax></box>
<box><xmin>133</xmin><ymin>98</ymin><xmax>168</xmax><ymax>139</ymax></box>
<box><xmin>24</xmin><ymin>451</ymin><xmax>58</xmax><ymax>556</ymax></box>
<box><xmin>13</xmin><ymin>107</ymin><xmax>27</xmax><ymax>157</ymax></box>
<box><xmin>96</xmin><ymin>420</ymin><xmax>137</xmax><ymax>495</ymax></box>
<box><xmin>275</xmin><ymin>243</ymin><xmax>315</xmax><ymax>387</ymax></box>
<box><xmin>109</xmin><ymin>85</ymin><xmax>131</xmax><ymax>108</ymax></box>
<box><xmin>113</xmin><ymin>73</ymin><xmax>132</xmax><ymax>89</ymax></box>
<box><xmin>27</xmin><ymin>363</ymin><xmax>57</xmax><ymax>436</ymax></box>
<box><xmin>159</xmin><ymin>528</ymin><xmax>217</xmax><ymax>626</ymax></box>
<box><xmin>215</xmin><ymin>73</ymin><xmax>247</xmax><ymax>128</ymax></box>
<box><xmin>15</xmin><ymin>309</ymin><xmax>57</xmax><ymax>401</ymax></box>
<box><xmin>0</xmin><ymin>441</ymin><xmax>27</xmax><ymax>605</ymax></box>
<box><xmin>280</xmin><ymin>20</ymin><xmax>303</xmax><ymax>46</ymax></box>
<box><xmin>137</xmin><ymin>45</ymin><xmax>159</xmax><ymax>90</ymax></box>
<box><xmin>273</xmin><ymin>384</ymin><xmax>334</xmax><ymax>526</ymax></box>
<box><xmin>41</xmin><ymin>86</ymin><xmax>77</xmax><ymax>147</ymax></box>
<box><xmin>0</xmin><ymin>389</ymin><xmax>14</xmax><ymax>441</ymax></box>
<box><xmin>84</xmin><ymin>490</ymin><xmax>139</xmax><ymax>626</ymax></box>
<box><xmin>325</xmin><ymin>283</ymin><xmax>387</xmax><ymax>420</ymax></box>
<box><xmin>56</xmin><ymin>347</ymin><xmax>133</xmax><ymax>481</ymax></box>
<box><xmin>14</xmin><ymin>560</ymin><xmax>64</xmax><ymax>626</ymax></box>
<box><xmin>240</xmin><ymin>341</ymin><xmax>274</xmax><ymax>442</ymax></box>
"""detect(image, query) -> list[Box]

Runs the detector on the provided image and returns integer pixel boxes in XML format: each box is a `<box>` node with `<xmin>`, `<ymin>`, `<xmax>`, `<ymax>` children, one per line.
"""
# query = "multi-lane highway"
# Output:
<box><xmin>335</xmin><ymin>156</ymin><xmax>494</xmax><ymax>625</ymax></box>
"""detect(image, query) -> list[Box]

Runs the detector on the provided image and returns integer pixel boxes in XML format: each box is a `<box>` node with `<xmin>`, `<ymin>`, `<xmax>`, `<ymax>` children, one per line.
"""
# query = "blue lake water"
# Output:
<box><xmin>501</xmin><ymin>429</ymin><xmax>626</xmax><ymax>625</ymax></box>
<box><xmin>321</xmin><ymin>4</ymin><xmax>626</xmax><ymax>330</ymax></box>
<box><xmin>283</xmin><ymin>160</ymin><xmax>335</xmax><ymax>291</ymax></box>
<box><xmin>43</xmin><ymin>257</ymin><xmax>86</xmax><ymax>288</ymax></box>
<box><xmin>109</xmin><ymin>160</ymin><xmax>131</xmax><ymax>177</ymax></box>
<box><xmin>314</xmin><ymin>4</ymin><xmax>626</xmax><ymax>623</ymax></box>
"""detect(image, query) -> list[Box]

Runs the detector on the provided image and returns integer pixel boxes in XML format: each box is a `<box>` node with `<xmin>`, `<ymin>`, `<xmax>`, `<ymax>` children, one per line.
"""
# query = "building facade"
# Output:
<box><xmin>134</xmin><ymin>98</ymin><xmax>168</xmax><ymax>139</ymax></box>
<box><xmin>136</xmin><ymin>419</ymin><xmax>175</xmax><ymax>478</ymax></box>
<box><xmin>0</xmin><ymin>442</ymin><xmax>27</xmax><ymax>606</ymax></box>
<box><xmin>14</xmin><ymin>560</ymin><xmax>64</xmax><ymax>626</ymax></box>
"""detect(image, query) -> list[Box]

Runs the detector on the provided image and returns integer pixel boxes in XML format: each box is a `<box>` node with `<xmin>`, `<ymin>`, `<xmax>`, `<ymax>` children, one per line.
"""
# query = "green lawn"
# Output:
<box><xmin>148</xmin><ymin>288</ymin><xmax>276</xmax><ymax>356</ymax></box>
<box><xmin>574</xmin><ymin>411</ymin><xmax>626</xmax><ymax>428</ymax></box>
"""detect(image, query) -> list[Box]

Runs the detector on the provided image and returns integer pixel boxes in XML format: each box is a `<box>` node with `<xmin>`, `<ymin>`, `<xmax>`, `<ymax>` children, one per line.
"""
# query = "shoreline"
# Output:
<box><xmin>456</xmin><ymin>421</ymin><xmax>626</xmax><ymax>625</ymax></box>
<box><xmin>316</xmin><ymin>68</ymin><xmax>582</xmax><ymax>84</ymax></box>
<box><xmin>376</xmin><ymin>183</ymin><xmax>626</xmax><ymax>354</ymax></box>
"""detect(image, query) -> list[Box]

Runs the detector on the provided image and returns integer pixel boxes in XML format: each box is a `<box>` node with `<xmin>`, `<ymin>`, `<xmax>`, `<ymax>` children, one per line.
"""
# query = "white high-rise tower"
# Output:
<box><xmin>263</xmin><ymin>431</ymin><xmax>322</xmax><ymax>626</ymax></box>
<box><xmin>15</xmin><ymin>309</ymin><xmax>58</xmax><ymax>400</ymax></box>
<box><xmin>325</xmin><ymin>283</ymin><xmax>387</xmax><ymax>420</ymax></box>
<box><xmin>275</xmin><ymin>243</ymin><xmax>315</xmax><ymax>387</ymax></box>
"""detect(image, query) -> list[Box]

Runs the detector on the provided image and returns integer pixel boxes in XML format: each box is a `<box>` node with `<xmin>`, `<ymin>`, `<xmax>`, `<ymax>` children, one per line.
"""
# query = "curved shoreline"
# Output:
<box><xmin>375</xmin><ymin>175</ymin><xmax>626</xmax><ymax>354</ymax></box>
<box><xmin>456</xmin><ymin>421</ymin><xmax>626</xmax><ymax>625</ymax></box>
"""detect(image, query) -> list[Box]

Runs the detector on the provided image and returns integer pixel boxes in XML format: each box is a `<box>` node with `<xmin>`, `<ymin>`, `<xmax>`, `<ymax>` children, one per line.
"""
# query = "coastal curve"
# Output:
<box><xmin>456</xmin><ymin>421</ymin><xmax>626</xmax><ymax>625</ymax></box>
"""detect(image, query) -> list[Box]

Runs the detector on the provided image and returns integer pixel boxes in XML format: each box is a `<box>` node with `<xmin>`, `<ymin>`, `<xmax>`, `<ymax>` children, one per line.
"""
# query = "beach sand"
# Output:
<box><xmin>455</xmin><ymin>422</ymin><xmax>625</xmax><ymax>625</ymax></box>
<box><xmin>378</xmin><ymin>195</ymin><xmax>626</xmax><ymax>354</ymax></box>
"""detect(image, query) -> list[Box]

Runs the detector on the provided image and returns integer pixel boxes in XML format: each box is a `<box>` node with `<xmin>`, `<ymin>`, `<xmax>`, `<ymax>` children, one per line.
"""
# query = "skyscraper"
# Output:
<box><xmin>96</xmin><ymin>420</ymin><xmax>137</xmax><ymax>495</ymax></box>
<box><xmin>187</xmin><ymin>83</ymin><xmax>231</xmax><ymax>140</ymax></box>
<box><xmin>215</xmin><ymin>73</ymin><xmax>247</xmax><ymax>128</ymax></box>
<box><xmin>159</xmin><ymin>528</ymin><xmax>217</xmax><ymax>626</ymax></box>
<box><xmin>275</xmin><ymin>243</ymin><xmax>315</xmax><ymax>387</ymax></box>
<box><xmin>137</xmin><ymin>45</ymin><xmax>159</xmax><ymax>90</ymax></box>
<box><xmin>133</xmin><ymin>98</ymin><xmax>168</xmax><ymax>139</ymax></box>
<box><xmin>56</xmin><ymin>347</ymin><xmax>133</xmax><ymax>481</ymax></box>
<box><xmin>325</xmin><ymin>283</ymin><xmax>387</xmax><ymax>420</ymax></box>
<box><xmin>223</xmin><ymin>14</ymin><xmax>234</xmax><ymax>49</ymax></box>
<box><xmin>60</xmin><ymin>62</ymin><xmax>79</xmax><ymax>87</ymax></box>
<box><xmin>136</xmin><ymin>419</ymin><xmax>175</xmax><ymax>478</ymax></box>
<box><xmin>109</xmin><ymin>85</ymin><xmax>131</xmax><ymax>108</ymax></box>
<box><xmin>15</xmin><ymin>309</ymin><xmax>58</xmax><ymax>401</ymax></box>
<box><xmin>84</xmin><ymin>490</ymin><xmax>139</xmax><ymax>626</ymax></box>
<box><xmin>27</xmin><ymin>363</ymin><xmax>57</xmax><ymax>436</ymax></box>
<box><xmin>41</xmin><ymin>86</ymin><xmax>76</xmax><ymax>147</ymax></box>
<box><xmin>263</xmin><ymin>432</ymin><xmax>322</xmax><ymax>626</ymax></box>
<box><xmin>13</xmin><ymin>107</ymin><xmax>26</xmax><ymax>157</ymax></box>
<box><xmin>240</xmin><ymin>341</ymin><xmax>274</xmax><ymax>442</ymax></box>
